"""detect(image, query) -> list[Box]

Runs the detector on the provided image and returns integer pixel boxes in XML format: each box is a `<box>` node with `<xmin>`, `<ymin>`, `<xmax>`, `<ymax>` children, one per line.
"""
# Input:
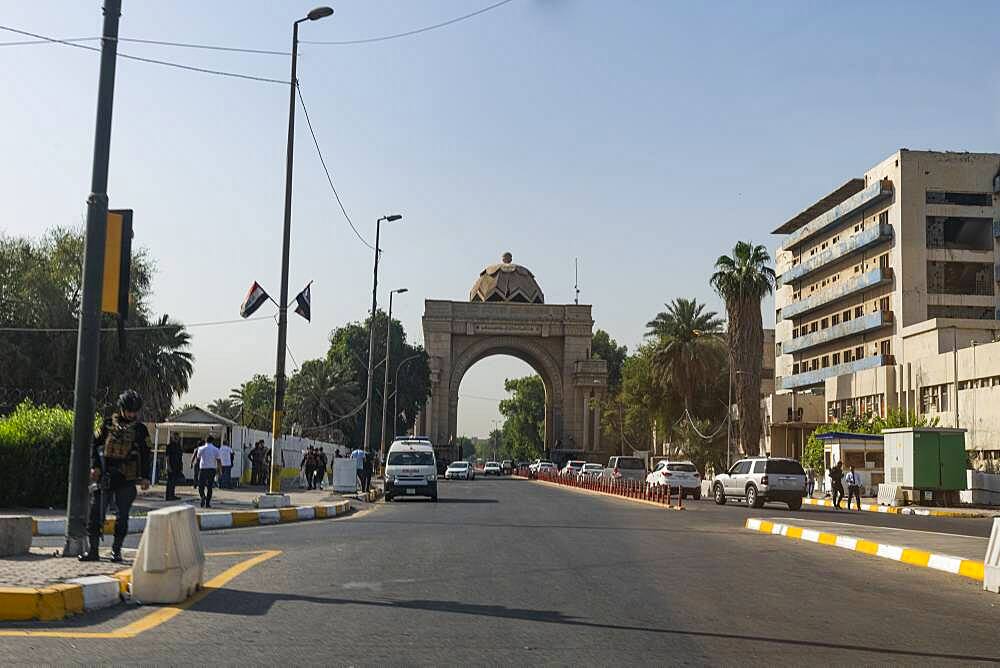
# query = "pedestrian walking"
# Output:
<box><xmin>193</xmin><ymin>436</ymin><xmax>223</xmax><ymax>508</ymax></box>
<box><xmin>219</xmin><ymin>440</ymin><xmax>234</xmax><ymax>489</ymax></box>
<box><xmin>316</xmin><ymin>447</ymin><xmax>328</xmax><ymax>489</ymax></box>
<box><xmin>806</xmin><ymin>474</ymin><xmax>815</xmax><ymax>498</ymax></box>
<box><xmin>362</xmin><ymin>451</ymin><xmax>374</xmax><ymax>493</ymax></box>
<box><xmin>845</xmin><ymin>465</ymin><xmax>863</xmax><ymax>510</ymax></box>
<box><xmin>79</xmin><ymin>390</ymin><xmax>151</xmax><ymax>563</ymax></box>
<box><xmin>165</xmin><ymin>434</ymin><xmax>183</xmax><ymax>501</ymax></box>
<box><xmin>351</xmin><ymin>447</ymin><xmax>365</xmax><ymax>491</ymax></box>
<box><xmin>830</xmin><ymin>461</ymin><xmax>845</xmax><ymax>509</ymax></box>
<box><xmin>249</xmin><ymin>440</ymin><xmax>264</xmax><ymax>485</ymax></box>
<box><xmin>303</xmin><ymin>447</ymin><xmax>316</xmax><ymax>490</ymax></box>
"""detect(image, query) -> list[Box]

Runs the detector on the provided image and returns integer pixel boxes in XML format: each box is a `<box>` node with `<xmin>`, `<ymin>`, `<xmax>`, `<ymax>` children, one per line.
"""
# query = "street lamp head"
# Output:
<box><xmin>384</xmin><ymin>214</ymin><xmax>402</xmax><ymax>222</ymax></box>
<box><xmin>307</xmin><ymin>6</ymin><xmax>334</xmax><ymax>20</ymax></box>
<box><xmin>395</xmin><ymin>288</ymin><xmax>409</xmax><ymax>295</ymax></box>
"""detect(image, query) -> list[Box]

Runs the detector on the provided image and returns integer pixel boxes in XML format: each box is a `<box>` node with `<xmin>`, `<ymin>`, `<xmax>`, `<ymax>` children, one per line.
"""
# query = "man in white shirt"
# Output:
<box><xmin>218</xmin><ymin>441</ymin><xmax>234</xmax><ymax>489</ymax></box>
<box><xmin>351</xmin><ymin>448</ymin><xmax>365</xmax><ymax>491</ymax></box>
<box><xmin>193</xmin><ymin>436</ymin><xmax>223</xmax><ymax>508</ymax></box>
<box><xmin>845</xmin><ymin>465</ymin><xmax>863</xmax><ymax>510</ymax></box>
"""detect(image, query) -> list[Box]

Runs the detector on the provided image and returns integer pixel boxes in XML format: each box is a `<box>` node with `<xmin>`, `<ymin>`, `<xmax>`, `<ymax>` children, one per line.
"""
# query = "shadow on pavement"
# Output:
<box><xmin>188</xmin><ymin>590</ymin><xmax>999</xmax><ymax>662</ymax></box>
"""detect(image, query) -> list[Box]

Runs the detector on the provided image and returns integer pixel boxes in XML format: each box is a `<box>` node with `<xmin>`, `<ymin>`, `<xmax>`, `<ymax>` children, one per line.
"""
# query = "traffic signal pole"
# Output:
<box><xmin>64</xmin><ymin>0</ymin><xmax>122</xmax><ymax>557</ymax></box>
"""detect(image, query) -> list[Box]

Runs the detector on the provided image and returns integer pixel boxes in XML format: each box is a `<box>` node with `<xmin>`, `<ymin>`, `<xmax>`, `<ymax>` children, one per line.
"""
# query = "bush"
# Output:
<box><xmin>0</xmin><ymin>401</ymin><xmax>75</xmax><ymax>507</ymax></box>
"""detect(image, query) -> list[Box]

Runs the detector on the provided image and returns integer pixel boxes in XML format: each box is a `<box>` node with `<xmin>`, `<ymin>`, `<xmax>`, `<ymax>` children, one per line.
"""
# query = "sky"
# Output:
<box><xmin>2</xmin><ymin>1</ymin><xmax>999</xmax><ymax>438</ymax></box>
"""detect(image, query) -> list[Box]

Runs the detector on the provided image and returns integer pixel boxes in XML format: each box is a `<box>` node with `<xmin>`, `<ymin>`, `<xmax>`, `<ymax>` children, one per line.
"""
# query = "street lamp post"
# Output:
<box><xmin>363</xmin><ymin>214</ymin><xmax>402</xmax><ymax>456</ymax></box>
<box><xmin>268</xmin><ymin>6</ymin><xmax>334</xmax><ymax>497</ymax></box>
<box><xmin>379</xmin><ymin>288</ymin><xmax>408</xmax><ymax>465</ymax></box>
<box><xmin>392</xmin><ymin>352</ymin><xmax>423</xmax><ymax>439</ymax></box>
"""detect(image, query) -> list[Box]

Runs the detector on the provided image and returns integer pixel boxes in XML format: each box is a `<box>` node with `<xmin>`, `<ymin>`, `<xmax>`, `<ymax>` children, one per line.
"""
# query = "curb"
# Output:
<box><xmin>31</xmin><ymin>501</ymin><xmax>351</xmax><ymax>537</ymax></box>
<box><xmin>802</xmin><ymin>497</ymin><xmax>995</xmax><ymax>518</ymax></box>
<box><xmin>744</xmin><ymin>517</ymin><xmax>985</xmax><ymax>582</ymax></box>
<box><xmin>525</xmin><ymin>476</ymin><xmax>685</xmax><ymax>511</ymax></box>
<box><xmin>0</xmin><ymin>571</ymin><xmax>128</xmax><ymax>622</ymax></box>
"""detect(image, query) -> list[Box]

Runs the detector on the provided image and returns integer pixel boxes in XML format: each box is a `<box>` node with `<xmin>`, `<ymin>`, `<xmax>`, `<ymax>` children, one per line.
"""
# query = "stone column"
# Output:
<box><xmin>581</xmin><ymin>390</ymin><xmax>590</xmax><ymax>451</ymax></box>
<box><xmin>592</xmin><ymin>392</ymin><xmax>601</xmax><ymax>453</ymax></box>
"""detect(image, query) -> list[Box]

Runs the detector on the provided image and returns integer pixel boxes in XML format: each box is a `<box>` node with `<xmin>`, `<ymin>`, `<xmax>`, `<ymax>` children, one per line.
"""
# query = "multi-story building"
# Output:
<box><xmin>769</xmin><ymin>149</ymin><xmax>1000</xmax><ymax>468</ymax></box>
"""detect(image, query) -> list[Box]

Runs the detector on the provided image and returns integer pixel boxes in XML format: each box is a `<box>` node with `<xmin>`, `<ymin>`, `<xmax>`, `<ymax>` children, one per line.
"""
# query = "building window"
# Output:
<box><xmin>821</xmin><ymin>318</ymin><xmax>828</xmax><ymax>329</ymax></box>
<box><xmin>832</xmin><ymin>314</ymin><xmax>840</xmax><ymax>326</ymax></box>
<box><xmin>880</xmin><ymin>339</ymin><xmax>891</xmax><ymax>356</ymax></box>
<box><xmin>921</xmin><ymin>385</ymin><xmax>950</xmax><ymax>413</ymax></box>
<box><xmin>855</xmin><ymin>346</ymin><xmax>864</xmax><ymax>360</ymax></box>
<box><xmin>832</xmin><ymin>352</ymin><xmax>841</xmax><ymax>365</ymax></box>
<box><xmin>832</xmin><ymin>235</ymin><xmax>839</xmax><ymax>244</ymax></box>
<box><xmin>879</xmin><ymin>253</ymin><xmax>890</xmax><ymax>270</ymax></box>
<box><xmin>843</xmin><ymin>309</ymin><xmax>852</xmax><ymax>322</ymax></box>
<box><xmin>844</xmin><ymin>349</ymin><xmax>853</xmax><ymax>362</ymax></box>
<box><xmin>810</xmin><ymin>322</ymin><xmax>818</xmax><ymax>333</ymax></box>
<box><xmin>831</xmin><ymin>275</ymin><xmax>838</xmax><ymax>283</ymax></box>
<box><xmin>926</xmin><ymin>191</ymin><xmax>993</xmax><ymax>206</ymax></box>
<box><xmin>854</xmin><ymin>306</ymin><xmax>863</xmax><ymax>318</ymax></box>
<box><xmin>879</xmin><ymin>296</ymin><xmax>890</xmax><ymax>312</ymax></box>
<box><xmin>927</xmin><ymin>305</ymin><xmax>996</xmax><ymax>320</ymax></box>
<box><xmin>811</xmin><ymin>359</ymin><xmax>819</xmax><ymax>371</ymax></box>
<box><xmin>791</xmin><ymin>327</ymin><xmax>798</xmax><ymax>339</ymax></box>
<box><xmin>878</xmin><ymin>210</ymin><xmax>889</xmax><ymax>226</ymax></box>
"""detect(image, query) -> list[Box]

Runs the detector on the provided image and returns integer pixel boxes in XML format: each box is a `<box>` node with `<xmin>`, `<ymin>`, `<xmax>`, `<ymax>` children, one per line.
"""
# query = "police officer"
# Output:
<box><xmin>79</xmin><ymin>389</ymin><xmax>151</xmax><ymax>562</ymax></box>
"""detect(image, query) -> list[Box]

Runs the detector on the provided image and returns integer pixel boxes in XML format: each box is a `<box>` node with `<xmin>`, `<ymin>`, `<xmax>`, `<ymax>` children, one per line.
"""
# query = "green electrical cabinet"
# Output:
<box><xmin>884</xmin><ymin>428</ymin><xmax>967</xmax><ymax>491</ymax></box>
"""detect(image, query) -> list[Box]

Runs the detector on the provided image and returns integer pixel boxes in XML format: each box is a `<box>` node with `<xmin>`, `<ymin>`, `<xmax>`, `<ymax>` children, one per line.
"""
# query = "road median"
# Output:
<box><xmin>801</xmin><ymin>497</ymin><xmax>998</xmax><ymax>518</ymax></box>
<box><xmin>517</xmin><ymin>473</ymin><xmax>685</xmax><ymax>510</ymax></box>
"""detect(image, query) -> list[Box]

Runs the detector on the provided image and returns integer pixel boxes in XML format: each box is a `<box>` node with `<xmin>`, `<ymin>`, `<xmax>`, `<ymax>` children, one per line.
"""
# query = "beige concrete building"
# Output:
<box><xmin>769</xmin><ymin>149</ymin><xmax>1000</xmax><ymax>467</ymax></box>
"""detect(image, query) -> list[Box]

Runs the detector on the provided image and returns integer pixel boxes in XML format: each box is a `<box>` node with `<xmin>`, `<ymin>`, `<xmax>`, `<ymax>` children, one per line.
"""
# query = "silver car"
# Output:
<box><xmin>712</xmin><ymin>457</ymin><xmax>807</xmax><ymax>509</ymax></box>
<box><xmin>600</xmin><ymin>456</ymin><xmax>647</xmax><ymax>482</ymax></box>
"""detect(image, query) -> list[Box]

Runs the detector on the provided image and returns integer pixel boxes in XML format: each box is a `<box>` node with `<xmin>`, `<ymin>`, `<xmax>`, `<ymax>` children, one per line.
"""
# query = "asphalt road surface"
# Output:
<box><xmin>5</xmin><ymin>478</ymin><xmax>999</xmax><ymax>665</ymax></box>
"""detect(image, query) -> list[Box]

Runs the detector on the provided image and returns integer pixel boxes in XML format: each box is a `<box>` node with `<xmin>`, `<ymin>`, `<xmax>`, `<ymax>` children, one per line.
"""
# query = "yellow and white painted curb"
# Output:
<box><xmin>31</xmin><ymin>501</ymin><xmax>351</xmax><ymax>536</ymax></box>
<box><xmin>0</xmin><ymin>571</ymin><xmax>129</xmax><ymax>622</ymax></box>
<box><xmin>801</xmin><ymin>497</ymin><xmax>995</xmax><ymax>518</ymax></box>
<box><xmin>744</xmin><ymin>518</ymin><xmax>985</xmax><ymax>582</ymax></box>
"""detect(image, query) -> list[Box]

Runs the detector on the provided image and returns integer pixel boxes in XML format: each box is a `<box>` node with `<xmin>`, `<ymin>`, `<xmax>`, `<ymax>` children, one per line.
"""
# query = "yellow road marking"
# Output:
<box><xmin>0</xmin><ymin>550</ymin><xmax>281</xmax><ymax>639</ymax></box>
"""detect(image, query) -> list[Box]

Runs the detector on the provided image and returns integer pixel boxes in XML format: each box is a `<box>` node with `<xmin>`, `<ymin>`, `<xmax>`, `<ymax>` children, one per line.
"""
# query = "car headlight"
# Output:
<box><xmin>427</xmin><ymin>474</ymin><xmax>436</xmax><ymax>482</ymax></box>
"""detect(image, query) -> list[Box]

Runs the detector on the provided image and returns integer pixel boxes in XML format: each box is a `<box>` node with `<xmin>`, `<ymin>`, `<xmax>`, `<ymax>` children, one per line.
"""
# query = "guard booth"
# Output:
<box><xmin>883</xmin><ymin>427</ymin><xmax>968</xmax><ymax>506</ymax></box>
<box><xmin>817</xmin><ymin>431</ymin><xmax>884</xmax><ymax>497</ymax></box>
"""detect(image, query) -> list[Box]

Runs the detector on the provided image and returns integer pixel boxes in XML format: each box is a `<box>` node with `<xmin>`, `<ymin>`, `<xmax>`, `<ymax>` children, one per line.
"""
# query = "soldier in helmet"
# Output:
<box><xmin>79</xmin><ymin>389</ymin><xmax>151</xmax><ymax>562</ymax></box>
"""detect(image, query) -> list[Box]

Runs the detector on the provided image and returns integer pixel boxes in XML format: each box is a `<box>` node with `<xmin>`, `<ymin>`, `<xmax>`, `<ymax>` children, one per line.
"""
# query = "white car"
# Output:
<box><xmin>646</xmin><ymin>460</ymin><xmax>702</xmax><ymax>500</ymax></box>
<box><xmin>445</xmin><ymin>461</ymin><xmax>475</xmax><ymax>480</ymax></box>
<box><xmin>534</xmin><ymin>462</ymin><xmax>557</xmax><ymax>477</ymax></box>
<box><xmin>561</xmin><ymin>460</ymin><xmax>586</xmax><ymax>477</ymax></box>
<box><xmin>484</xmin><ymin>461</ymin><xmax>502</xmax><ymax>476</ymax></box>
<box><xmin>576</xmin><ymin>463</ymin><xmax>604</xmax><ymax>481</ymax></box>
<box><xmin>385</xmin><ymin>439</ymin><xmax>437</xmax><ymax>502</ymax></box>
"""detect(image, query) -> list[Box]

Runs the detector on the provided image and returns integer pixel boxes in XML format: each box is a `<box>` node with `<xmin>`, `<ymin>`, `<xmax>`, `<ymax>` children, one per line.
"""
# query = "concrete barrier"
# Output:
<box><xmin>131</xmin><ymin>506</ymin><xmax>205</xmax><ymax>604</ymax></box>
<box><xmin>0</xmin><ymin>515</ymin><xmax>32</xmax><ymax>556</ymax></box>
<box><xmin>986</xmin><ymin>518</ymin><xmax>1000</xmax><ymax>594</ymax></box>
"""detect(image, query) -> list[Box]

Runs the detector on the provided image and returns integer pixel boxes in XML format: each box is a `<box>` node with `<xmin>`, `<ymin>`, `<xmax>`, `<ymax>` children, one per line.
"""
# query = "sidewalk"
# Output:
<box><xmin>745</xmin><ymin>516</ymin><xmax>989</xmax><ymax>582</ymax></box>
<box><xmin>803</xmin><ymin>495</ymin><xmax>1000</xmax><ymax>518</ymax></box>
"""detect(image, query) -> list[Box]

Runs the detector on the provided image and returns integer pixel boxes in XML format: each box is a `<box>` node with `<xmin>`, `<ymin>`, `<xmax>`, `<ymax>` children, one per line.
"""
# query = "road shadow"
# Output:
<box><xmin>387</xmin><ymin>498</ymin><xmax>499</xmax><ymax>504</ymax></box>
<box><xmin>186</xmin><ymin>590</ymin><xmax>1000</xmax><ymax>662</ymax></box>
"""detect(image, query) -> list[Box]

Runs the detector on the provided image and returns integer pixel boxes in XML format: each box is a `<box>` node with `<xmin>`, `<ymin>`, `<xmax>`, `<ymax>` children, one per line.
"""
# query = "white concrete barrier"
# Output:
<box><xmin>985</xmin><ymin>518</ymin><xmax>1000</xmax><ymax>594</ymax></box>
<box><xmin>35</xmin><ymin>518</ymin><xmax>66</xmax><ymax>536</ymax></box>
<box><xmin>197</xmin><ymin>512</ymin><xmax>234</xmax><ymax>530</ymax></box>
<box><xmin>66</xmin><ymin>575</ymin><xmax>121</xmax><ymax>610</ymax></box>
<box><xmin>0</xmin><ymin>515</ymin><xmax>32</xmax><ymax>556</ymax></box>
<box><xmin>131</xmin><ymin>506</ymin><xmax>205</xmax><ymax>604</ymax></box>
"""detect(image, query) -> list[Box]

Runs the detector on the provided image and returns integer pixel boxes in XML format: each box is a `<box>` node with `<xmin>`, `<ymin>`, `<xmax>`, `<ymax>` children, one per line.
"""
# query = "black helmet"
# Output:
<box><xmin>117</xmin><ymin>389</ymin><xmax>143</xmax><ymax>413</ymax></box>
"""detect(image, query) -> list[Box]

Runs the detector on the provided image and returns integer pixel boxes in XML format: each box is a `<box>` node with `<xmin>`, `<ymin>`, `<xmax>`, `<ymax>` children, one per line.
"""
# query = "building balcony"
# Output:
<box><xmin>780</xmin><ymin>354</ymin><xmax>895</xmax><ymax>391</ymax></box>
<box><xmin>779</xmin><ymin>224</ymin><xmax>892</xmax><ymax>286</ymax></box>
<box><xmin>781</xmin><ymin>267</ymin><xmax>893</xmax><ymax>321</ymax></box>
<box><xmin>783</xmin><ymin>310</ymin><xmax>893</xmax><ymax>355</ymax></box>
<box><xmin>781</xmin><ymin>179</ymin><xmax>893</xmax><ymax>251</ymax></box>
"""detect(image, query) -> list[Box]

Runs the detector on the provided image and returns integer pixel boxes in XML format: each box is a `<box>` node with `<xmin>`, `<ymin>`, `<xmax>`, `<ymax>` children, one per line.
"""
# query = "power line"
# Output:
<box><xmin>302</xmin><ymin>0</ymin><xmax>517</xmax><ymax>45</ymax></box>
<box><xmin>0</xmin><ymin>25</ymin><xmax>287</xmax><ymax>84</ymax></box>
<box><xmin>0</xmin><ymin>314</ymin><xmax>275</xmax><ymax>333</ymax></box>
<box><xmin>0</xmin><ymin>35</ymin><xmax>289</xmax><ymax>55</ymax></box>
<box><xmin>295</xmin><ymin>81</ymin><xmax>376</xmax><ymax>251</ymax></box>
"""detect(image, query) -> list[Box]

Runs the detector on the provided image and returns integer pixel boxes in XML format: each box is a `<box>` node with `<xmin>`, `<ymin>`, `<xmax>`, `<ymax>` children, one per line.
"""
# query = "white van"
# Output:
<box><xmin>385</xmin><ymin>439</ymin><xmax>438</xmax><ymax>502</ymax></box>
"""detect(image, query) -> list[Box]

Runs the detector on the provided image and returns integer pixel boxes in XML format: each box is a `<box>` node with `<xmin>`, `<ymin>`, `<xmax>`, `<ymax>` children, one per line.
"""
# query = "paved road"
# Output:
<box><xmin>5</xmin><ymin>478</ymin><xmax>1000</xmax><ymax>665</ymax></box>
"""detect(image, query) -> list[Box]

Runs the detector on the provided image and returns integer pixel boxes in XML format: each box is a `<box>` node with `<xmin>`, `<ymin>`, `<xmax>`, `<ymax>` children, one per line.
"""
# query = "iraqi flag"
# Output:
<box><xmin>240</xmin><ymin>281</ymin><xmax>271</xmax><ymax>318</ymax></box>
<box><xmin>294</xmin><ymin>282</ymin><xmax>312</xmax><ymax>322</ymax></box>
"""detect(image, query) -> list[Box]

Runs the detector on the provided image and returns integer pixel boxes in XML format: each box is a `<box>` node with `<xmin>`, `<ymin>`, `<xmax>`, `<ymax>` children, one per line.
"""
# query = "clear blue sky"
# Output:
<box><xmin>3</xmin><ymin>1</ymin><xmax>999</xmax><ymax>437</ymax></box>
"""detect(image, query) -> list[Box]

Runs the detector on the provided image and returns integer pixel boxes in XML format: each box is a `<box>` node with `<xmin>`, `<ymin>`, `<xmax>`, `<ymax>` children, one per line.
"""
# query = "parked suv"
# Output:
<box><xmin>601</xmin><ymin>456</ymin><xmax>647</xmax><ymax>482</ymax></box>
<box><xmin>712</xmin><ymin>457</ymin><xmax>806</xmax><ymax>509</ymax></box>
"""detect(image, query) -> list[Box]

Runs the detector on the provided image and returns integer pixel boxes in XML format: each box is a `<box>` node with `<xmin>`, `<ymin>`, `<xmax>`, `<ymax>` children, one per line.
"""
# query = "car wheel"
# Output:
<box><xmin>693</xmin><ymin>489</ymin><xmax>702</xmax><ymax>501</ymax></box>
<box><xmin>747</xmin><ymin>485</ymin><xmax>764</xmax><ymax>509</ymax></box>
<box><xmin>385</xmin><ymin>494</ymin><xmax>392</xmax><ymax>502</ymax></box>
<box><xmin>787</xmin><ymin>498</ymin><xmax>802</xmax><ymax>511</ymax></box>
<box><xmin>714</xmin><ymin>484</ymin><xmax>726</xmax><ymax>505</ymax></box>
<box><xmin>431</xmin><ymin>494</ymin><xmax>438</xmax><ymax>502</ymax></box>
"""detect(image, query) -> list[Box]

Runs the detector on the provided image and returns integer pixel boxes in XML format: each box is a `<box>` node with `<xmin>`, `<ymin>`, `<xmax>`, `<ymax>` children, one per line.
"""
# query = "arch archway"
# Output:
<box><xmin>417</xmin><ymin>299</ymin><xmax>608</xmax><ymax>464</ymax></box>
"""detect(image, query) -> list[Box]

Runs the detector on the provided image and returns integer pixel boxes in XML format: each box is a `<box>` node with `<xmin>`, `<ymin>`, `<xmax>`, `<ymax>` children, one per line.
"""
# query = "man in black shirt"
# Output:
<box><xmin>165</xmin><ymin>435</ymin><xmax>184</xmax><ymax>501</ymax></box>
<box><xmin>79</xmin><ymin>389</ymin><xmax>151</xmax><ymax>563</ymax></box>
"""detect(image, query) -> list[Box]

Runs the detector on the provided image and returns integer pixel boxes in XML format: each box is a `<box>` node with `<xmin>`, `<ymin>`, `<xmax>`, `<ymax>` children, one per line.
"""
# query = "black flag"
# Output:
<box><xmin>294</xmin><ymin>283</ymin><xmax>312</xmax><ymax>322</ymax></box>
<box><xmin>240</xmin><ymin>281</ymin><xmax>271</xmax><ymax>318</ymax></box>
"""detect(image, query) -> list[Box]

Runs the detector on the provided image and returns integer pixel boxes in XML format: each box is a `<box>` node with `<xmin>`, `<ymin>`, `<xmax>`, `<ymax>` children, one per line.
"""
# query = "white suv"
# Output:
<box><xmin>712</xmin><ymin>457</ymin><xmax>806</xmax><ymax>510</ymax></box>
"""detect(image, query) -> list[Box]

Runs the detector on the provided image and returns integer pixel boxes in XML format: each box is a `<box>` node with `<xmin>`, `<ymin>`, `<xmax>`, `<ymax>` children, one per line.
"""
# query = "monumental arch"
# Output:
<box><xmin>417</xmin><ymin>253</ymin><xmax>608</xmax><ymax>462</ymax></box>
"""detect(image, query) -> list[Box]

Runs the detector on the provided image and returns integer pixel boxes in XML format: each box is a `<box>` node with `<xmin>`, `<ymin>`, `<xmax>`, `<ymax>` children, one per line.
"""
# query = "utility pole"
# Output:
<box><xmin>64</xmin><ymin>0</ymin><xmax>122</xmax><ymax>557</ymax></box>
<box><xmin>363</xmin><ymin>214</ymin><xmax>401</xmax><ymax>456</ymax></box>
<box><xmin>380</xmin><ymin>288</ymin><xmax>408</xmax><ymax>465</ymax></box>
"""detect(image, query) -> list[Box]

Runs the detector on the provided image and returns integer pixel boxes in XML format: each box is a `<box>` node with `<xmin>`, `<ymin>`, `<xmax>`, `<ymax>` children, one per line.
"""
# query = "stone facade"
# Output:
<box><xmin>416</xmin><ymin>298</ymin><xmax>608</xmax><ymax>463</ymax></box>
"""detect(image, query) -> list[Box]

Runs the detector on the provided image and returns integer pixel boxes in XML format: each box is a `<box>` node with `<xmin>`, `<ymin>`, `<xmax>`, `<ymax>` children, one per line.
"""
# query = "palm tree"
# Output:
<box><xmin>710</xmin><ymin>241</ymin><xmax>776</xmax><ymax>456</ymax></box>
<box><xmin>286</xmin><ymin>359</ymin><xmax>359</xmax><ymax>440</ymax></box>
<box><xmin>208</xmin><ymin>397</ymin><xmax>240</xmax><ymax>421</ymax></box>
<box><xmin>141</xmin><ymin>315</ymin><xmax>194</xmax><ymax>420</ymax></box>
<box><xmin>645</xmin><ymin>298</ymin><xmax>725</xmax><ymax>413</ymax></box>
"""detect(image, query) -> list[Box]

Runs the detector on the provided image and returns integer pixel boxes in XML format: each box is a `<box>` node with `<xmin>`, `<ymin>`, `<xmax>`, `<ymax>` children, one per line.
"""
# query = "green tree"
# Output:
<box><xmin>0</xmin><ymin>227</ymin><xmax>191</xmax><ymax>420</ymax></box>
<box><xmin>710</xmin><ymin>241</ymin><xmax>776</xmax><ymax>456</ymax></box>
<box><xmin>286</xmin><ymin>359</ymin><xmax>360</xmax><ymax>442</ymax></box>
<box><xmin>454</xmin><ymin>435</ymin><xmax>475</xmax><ymax>460</ymax></box>
<box><xmin>499</xmin><ymin>375</ymin><xmax>544</xmax><ymax>461</ymax></box>
<box><xmin>591</xmin><ymin>329</ymin><xmax>627</xmax><ymax>390</ymax></box>
<box><xmin>646</xmin><ymin>298</ymin><xmax>725</xmax><ymax>414</ymax></box>
<box><xmin>207</xmin><ymin>398</ymin><xmax>240</xmax><ymax>421</ymax></box>
<box><xmin>228</xmin><ymin>374</ymin><xmax>276</xmax><ymax>431</ymax></box>
<box><xmin>325</xmin><ymin>310</ymin><xmax>430</xmax><ymax>448</ymax></box>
